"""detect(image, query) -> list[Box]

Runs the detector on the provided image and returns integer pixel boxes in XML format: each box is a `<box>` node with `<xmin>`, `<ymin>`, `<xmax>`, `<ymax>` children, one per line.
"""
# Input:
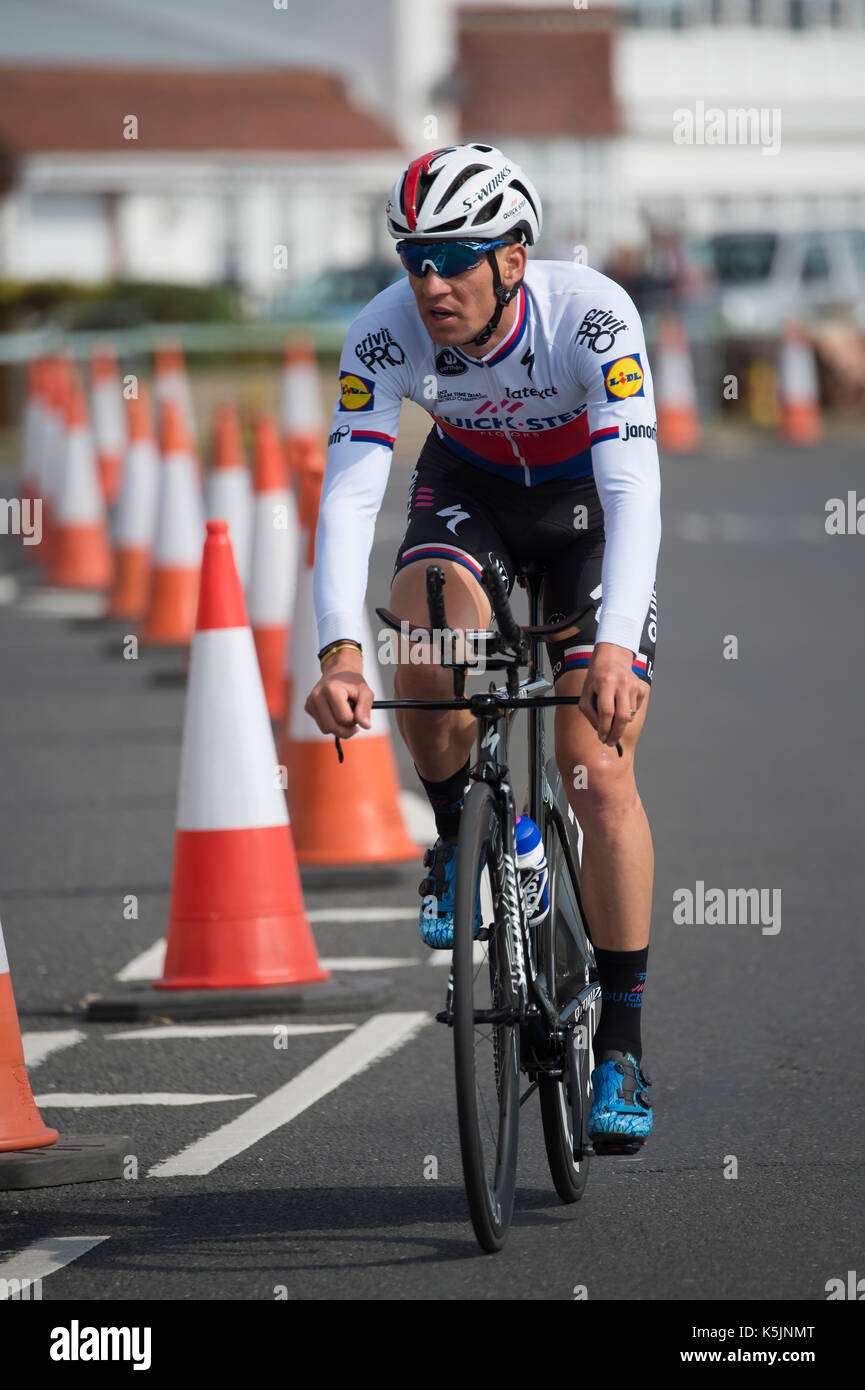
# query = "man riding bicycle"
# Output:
<box><xmin>304</xmin><ymin>144</ymin><xmax>660</xmax><ymax>1148</ymax></box>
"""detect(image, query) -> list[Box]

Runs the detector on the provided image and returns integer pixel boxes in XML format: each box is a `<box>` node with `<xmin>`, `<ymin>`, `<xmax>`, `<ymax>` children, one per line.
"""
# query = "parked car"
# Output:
<box><xmin>271</xmin><ymin>262</ymin><xmax>405</xmax><ymax>327</ymax></box>
<box><xmin>695</xmin><ymin>228</ymin><xmax>865</xmax><ymax>337</ymax></box>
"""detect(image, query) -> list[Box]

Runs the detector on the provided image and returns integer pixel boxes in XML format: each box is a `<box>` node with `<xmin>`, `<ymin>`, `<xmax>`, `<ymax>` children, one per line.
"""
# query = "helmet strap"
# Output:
<box><xmin>468</xmin><ymin>249</ymin><xmax>523</xmax><ymax>348</ymax></box>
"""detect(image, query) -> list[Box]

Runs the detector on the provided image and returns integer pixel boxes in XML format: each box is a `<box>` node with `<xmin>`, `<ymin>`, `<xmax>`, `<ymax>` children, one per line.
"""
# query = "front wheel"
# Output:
<box><xmin>452</xmin><ymin>781</ymin><xmax>520</xmax><ymax>1253</ymax></box>
<box><xmin>537</xmin><ymin>807</ymin><xmax>595</xmax><ymax>1203</ymax></box>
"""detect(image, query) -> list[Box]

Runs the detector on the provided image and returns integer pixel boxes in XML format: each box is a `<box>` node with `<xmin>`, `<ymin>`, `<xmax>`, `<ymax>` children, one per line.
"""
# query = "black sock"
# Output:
<box><xmin>415</xmin><ymin>758</ymin><xmax>471</xmax><ymax>839</ymax></box>
<box><xmin>593</xmin><ymin>946</ymin><xmax>648</xmax><ymax>1063</ymax></box>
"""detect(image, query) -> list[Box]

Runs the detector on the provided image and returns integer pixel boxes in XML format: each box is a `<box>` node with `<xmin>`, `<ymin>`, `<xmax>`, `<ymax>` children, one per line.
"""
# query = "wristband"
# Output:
<box><xmin>318</xmin><ymin>639</ymin><xmax>362</xmax><ymax>670</ymax></box>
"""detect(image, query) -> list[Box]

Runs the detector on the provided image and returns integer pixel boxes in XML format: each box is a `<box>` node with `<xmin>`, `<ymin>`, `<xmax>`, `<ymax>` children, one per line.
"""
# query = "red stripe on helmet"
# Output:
<box><xmin>401</xmin><ymin>147</ymin><xmax>452</xmax><ymax>232</ymax></box>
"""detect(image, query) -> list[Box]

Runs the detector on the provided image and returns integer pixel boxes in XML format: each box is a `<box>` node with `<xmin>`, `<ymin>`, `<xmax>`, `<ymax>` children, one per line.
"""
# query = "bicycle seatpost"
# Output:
<box><xmin>426</xmin><ymin>564</ymin><xmax>448</xmax><ymax>630</ymax></box>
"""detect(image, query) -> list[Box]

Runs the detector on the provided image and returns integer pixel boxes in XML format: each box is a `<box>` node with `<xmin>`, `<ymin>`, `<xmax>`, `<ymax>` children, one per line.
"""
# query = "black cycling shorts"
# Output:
<box><xmin>392</xmin><ymin>427</ymin><xmax>656</xmax><ymax>684</ymax></box>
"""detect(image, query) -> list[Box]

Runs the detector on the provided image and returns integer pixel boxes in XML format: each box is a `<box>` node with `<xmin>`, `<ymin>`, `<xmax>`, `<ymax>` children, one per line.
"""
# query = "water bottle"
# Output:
<box><xmin>515</xmin><ymin>814</ymin><xmax>549</xmax><ymax>925</ymax></box>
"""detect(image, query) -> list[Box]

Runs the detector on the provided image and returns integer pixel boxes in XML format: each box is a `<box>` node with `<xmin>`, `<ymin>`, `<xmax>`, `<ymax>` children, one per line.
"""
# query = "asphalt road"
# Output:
<box><xmin>0</xmin><ymin>433</ymin><xmax>862</xmax><ymax>1309</ymax></box>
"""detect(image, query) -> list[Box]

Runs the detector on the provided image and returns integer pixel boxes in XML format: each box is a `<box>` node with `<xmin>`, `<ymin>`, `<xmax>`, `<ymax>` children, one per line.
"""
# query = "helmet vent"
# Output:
<box><xmin>433</xmin><ymin>165</ymin><xmax>490</xmax><ymax>216</ymax></box>
<box><xmin>472</xmin><ymin>193</ymin><xmax>503</xmax><ymax>226</ymax></box>
<box><xmin>508</xmin><ymin>179</ymin><xmax>538</xmax><ymax>215</ymax></box>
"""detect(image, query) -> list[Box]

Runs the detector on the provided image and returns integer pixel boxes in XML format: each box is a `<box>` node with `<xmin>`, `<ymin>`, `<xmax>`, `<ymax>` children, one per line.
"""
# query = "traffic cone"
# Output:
<box><xmin>105</xmin><ymin>387</ymin><xmax>159</xmax><ymax>621</ymax></box>
<box><xmin>778</xmin><ymin>320</ymin><xmax>822</xmax><ymax>445</ymax></box>
<box><xmin>35</xmin><ymin>358</ymin><xmax>68</xmax><ymax>565</ymax></box>
<box><xmin>205</xmin><ymin>404</ymin><xmax>252</xmax><ymax>591</ymax></box>
<box><xmin>248</xmin><ymin>415</ymin><xmax>293</xmax><ymax>719</ymax></box>
<box><xmin>281</xmin><ymin>460</ymin><xmax>418</xmax><ymax>866</ymax></box>
<box><xmin>18</xmin><ymin>358</ymin><xmax>44</xmax><ymax>507</ymax></box>
<box><xmin>90</xmin><ymin>343</ymin><xmax>126</xmax><ymax>506</ymax></box>
<box><xmin>280</xmin><ymin>337</ymin><xmax>323</xmax><ymax>477</ymax></box>
<box><xmin>155</xmin><ymin>519</ymin><xmax>328</xmax><ymax>991</ymax></box>
<box><xmin>0</xmin><ymin>919</ymin><xmax>58</xmax><ymax>1152</ymax></box>
<box><xmin>140</xmin><ymin>399</ymin><xmax>205</xmax><ymax>646</ymax></box>
<box><xmin>154</xmin><ymin>340</ymin><xmax>197</xmax><ymax>444</ymax></box>
<box><xmin>655</xmin><ymin>314</ymin><xmax>700</xmax><ymax>452</ymax></box>
<box><xmin>46</xmin><ymin>371</ymin><xmax>114</xmax><ymax>590</ymax></box>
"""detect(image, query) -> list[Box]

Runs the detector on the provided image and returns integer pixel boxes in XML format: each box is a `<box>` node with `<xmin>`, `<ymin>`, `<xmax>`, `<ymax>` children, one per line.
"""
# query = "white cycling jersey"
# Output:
<box><xmin>314</xmin><ymin>258</ymin><xmax>661</xmax><ymax>658</ymax></box>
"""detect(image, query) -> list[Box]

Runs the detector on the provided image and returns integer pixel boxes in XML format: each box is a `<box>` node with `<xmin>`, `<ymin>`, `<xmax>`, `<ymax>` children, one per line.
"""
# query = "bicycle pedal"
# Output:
<box><xmin>590</xmin><ymin>1137</ymin><xmax>646</xmax><ymax>1157</ymax></box>
<box><xmin>475</xmin><ymin>926</ymin><xmax>491</xmax><ymax>941</ymax></box>
<box><xmin>434</xmin><ymin>1008</ymin><xmax>453</xmax><ymax>1026</ymax></box>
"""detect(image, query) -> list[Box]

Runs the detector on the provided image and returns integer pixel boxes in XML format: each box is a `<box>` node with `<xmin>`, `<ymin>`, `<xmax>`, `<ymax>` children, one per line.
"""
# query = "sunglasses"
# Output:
<box><xmin>396</xmin><ymin>239</ymin><xmax>510</xmax><ymax>279</ymax></box>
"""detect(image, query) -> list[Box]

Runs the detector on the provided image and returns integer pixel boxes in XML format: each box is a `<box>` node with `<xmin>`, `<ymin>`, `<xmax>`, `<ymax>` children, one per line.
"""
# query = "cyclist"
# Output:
<box><xmin>304</xmin><ymin>144</ymin><xmax>660</xmax><ymax>1149</ymax></box>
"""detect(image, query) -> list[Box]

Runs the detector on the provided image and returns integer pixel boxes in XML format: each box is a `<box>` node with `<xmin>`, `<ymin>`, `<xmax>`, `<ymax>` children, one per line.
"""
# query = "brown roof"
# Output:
<box><xmin>457</xmin><ymin>7</ymin><xmax>619</xmax><ymax>139</ymax></box>
<box><xmin>0</xmin><ymin>66</ymin><xmax>400</xmax><ymax>155</ymax></box>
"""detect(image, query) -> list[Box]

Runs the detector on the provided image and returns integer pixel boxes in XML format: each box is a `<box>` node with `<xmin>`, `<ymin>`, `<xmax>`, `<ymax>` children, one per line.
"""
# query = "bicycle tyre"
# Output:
<box><xmin>537</xmin><ymin>810</ymin><xmax>594</xmax><ymax>1203</ymax></box>
<box><xmin>452</xmin><ymin>781</ymin><xmax>520</xmax><ymax>1254</ymax></box>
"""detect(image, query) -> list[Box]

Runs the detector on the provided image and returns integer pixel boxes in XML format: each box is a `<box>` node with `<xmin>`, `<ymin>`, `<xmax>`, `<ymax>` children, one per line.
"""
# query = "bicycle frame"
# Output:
<box><xmin>373</xmin><ymin>565</ymin><xmax>600</xmax><ymax>1053</ymax></box>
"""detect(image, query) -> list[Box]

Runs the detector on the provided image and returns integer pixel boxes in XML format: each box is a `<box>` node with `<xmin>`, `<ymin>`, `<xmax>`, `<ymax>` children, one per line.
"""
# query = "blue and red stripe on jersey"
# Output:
<box><xmin>351</xmin><ymin>429</ymin><xmax>396</xmax><ymax>449</ymax></box>
<box><xmin>431</xmin><ymin>405</ymin><xmax>594</xmax><ymax>485</ymax></box>
<box><xmin>562</xmin><ymin>645</ymin><xmax>651</xmax><ymax>679</ymax></box>
<box><xmin>396</xmin><ymin>542</ymin><xmax>484</xmax><ymax>581</ymax></box>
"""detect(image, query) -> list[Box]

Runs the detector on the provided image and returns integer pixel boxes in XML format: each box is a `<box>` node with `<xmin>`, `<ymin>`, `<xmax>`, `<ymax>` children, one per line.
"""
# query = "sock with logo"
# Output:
<box><xmin>592</xmin><ymin>946</ymin><xmax>648</xmax><ymax>1063</ymax></box>
<box><xmin>415</xmin><ymin>758</ymin><xmax>471</xmax><ymax>840</ymax></box>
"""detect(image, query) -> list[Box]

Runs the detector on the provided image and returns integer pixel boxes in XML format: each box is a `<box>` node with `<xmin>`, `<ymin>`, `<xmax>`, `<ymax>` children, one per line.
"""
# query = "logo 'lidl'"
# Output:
<box><xmin>602</xmin><ymin>354</ymin><xmax>645</xmax><ymax>402</ymax></box>
<box><xmin>339</xmin><ymin>371</ymin><xmax>375</xmax><ymax>412</ymax></box>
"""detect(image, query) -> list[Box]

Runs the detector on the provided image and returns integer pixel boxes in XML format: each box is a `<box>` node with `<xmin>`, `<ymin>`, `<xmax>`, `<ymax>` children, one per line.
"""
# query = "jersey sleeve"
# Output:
<box><xmin>313</xmin><ymin>311</ymin><xmax>409</xmax><ymax>652</ymax></box>
<box><xmin>572</xmin><ymin>284</ymin><xmax>662</xmax><ymax>656</ymax></box>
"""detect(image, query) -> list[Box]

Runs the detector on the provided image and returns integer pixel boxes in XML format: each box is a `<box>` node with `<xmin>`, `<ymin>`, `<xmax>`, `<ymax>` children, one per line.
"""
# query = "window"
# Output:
<box><xmin>801</xmin><ymin>238</ymin><xmax>830</xmax><ymax>281</ymax></box>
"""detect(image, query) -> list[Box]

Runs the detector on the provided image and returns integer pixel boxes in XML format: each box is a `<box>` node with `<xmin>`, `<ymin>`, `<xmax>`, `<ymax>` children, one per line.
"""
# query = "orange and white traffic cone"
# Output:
<box><xmin>778</xmin><ymin>320</ymin><xmax>822</xmax><ymax>445</ymax></box>
<box><xmin>655</xmin><ymin>314</ymin><xmax>700</xmax><ymax>453</ymax></box>
<box><xmin>205</xmin><ymin>404</ymin><xmax>252</xmax><ymax>590</ymax></box>
<box><xmin>154</xmin><ymin>339</ymin><xmax>197</xmax><ymax>444</ymax></box>
<box><xmin>155</xmin><ymin>519</ymin><xmax>327</xmax><ymax>991</ymax></box>
<box><xmin>105</xmin><ymin>387</ymin><xmax>159</xmax><ymax>621</ymax></box>
<box><xmin>46</xmin><ymin>371</ymin><xmax>114</xmax><ymax>590</ymax></box>
<box><xmin>90</xmin><ymin>342</ymin><xmax>126</xmax><ymax>506</ymax></box>
<box><xmin>248</xmin><ymin>414</ymin><xmax>292</xmax><ymax>720</ymax></box>
<box><xmin>34</xmin><ymin>358</ymin><xmax>68</xmax><ymax>565</ymax></box>
<box><xmin>140</xmin><ymin>399</ymin><xmax>205</xmax><ymax>646</ymax></box>
<box><xmin>18</xmin><ymin>358</ymin><xmax>44</xmax><ymax>508</ymax></box>
<box><xmin>280</xmin><ymin>337</ymin><xmax>323</xmax><ymax>478</ymax></box>
<box><xmin>0</xmin><ymin>919</ymin><xmax>58</xmax><ymax>1153</ymax></box>
<box><xmin>281</xmin><ymin>462</ymin><xmax>418</xmax><ymax>866</ymax></box>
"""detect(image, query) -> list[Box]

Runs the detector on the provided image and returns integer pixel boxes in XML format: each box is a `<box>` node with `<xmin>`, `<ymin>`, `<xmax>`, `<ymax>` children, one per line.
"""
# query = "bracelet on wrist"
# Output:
<box><xmin>318</xmin><ymin>639</ymin><xmax>362</xmax><ymax>671</ymax></box>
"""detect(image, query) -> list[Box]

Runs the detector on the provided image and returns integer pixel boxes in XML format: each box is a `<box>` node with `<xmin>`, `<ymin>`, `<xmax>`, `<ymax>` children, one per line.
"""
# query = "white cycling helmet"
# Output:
<box><xmin>386</xmin><ymin>143</ymin><xmax>543</xmax><ymax>246</ymax></box>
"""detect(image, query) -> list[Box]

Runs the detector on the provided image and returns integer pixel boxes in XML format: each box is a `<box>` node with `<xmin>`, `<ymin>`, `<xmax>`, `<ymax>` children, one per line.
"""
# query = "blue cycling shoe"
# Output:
<box><xmin>418</xmin><ymin>836</ymin><xmax>483</xmax><ymax>949</ymax></box>
<box><xmin>588</xmin><ymin>1050</ymin><xmax>653</xmax><ymax>1152</ymax></box>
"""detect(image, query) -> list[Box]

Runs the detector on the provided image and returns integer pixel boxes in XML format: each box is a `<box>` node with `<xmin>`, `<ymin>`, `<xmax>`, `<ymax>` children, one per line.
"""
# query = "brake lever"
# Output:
<box><xmin>334</xmin><ymin>696</ymin><xmax>357</xmax><ymax>764</ymax></box>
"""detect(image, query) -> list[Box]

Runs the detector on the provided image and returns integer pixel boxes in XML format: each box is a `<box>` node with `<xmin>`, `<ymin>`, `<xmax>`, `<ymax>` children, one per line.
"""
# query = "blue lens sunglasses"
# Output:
<box><xmin>396</xmin><ymin>239</ymin><xmax>510</xmax><ymax>279</ymax></box>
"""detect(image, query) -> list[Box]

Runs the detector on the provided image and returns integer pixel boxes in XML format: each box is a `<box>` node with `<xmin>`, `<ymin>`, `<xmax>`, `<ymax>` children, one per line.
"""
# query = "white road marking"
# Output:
<box><xmin>115</xmin><ymin>940</ymin><xmax>165</xmax><ymax>980</ymax></box>
<box><xmin>21</xmin><ymin>1029</ymin><xmax>85</xmax><ymax>1069</ymax></box>
<box><xmin>108</xmin><ymin>1023</ymin><xmax>354</xmax><ymax>1041</ymax></box>
<box><xmin>17</xmin><ymin>588</ymin><xmax>106</xmax><ymax>617</ymax></box>
<box><xmin>116</xmin><ymin>932</ymin><xmax>420</xmax><ymax>981</ymax></box>
<box><xmin>0</xmin><ymin>1236</ymin><xmax>109</xmax><ymax>1297</ymax></box>
<box><xmin>0</xmin><ymin>574</ymin><xmax>20</xmax><ymax>605</ymax></box>
<box><xmin>149</xmin><ymin>1011</ymin><xmax>430</xmax><ymax>1177</ymax></box>
<box><xmin>35</xmin><ymin>1092</ymin><xmax>255</xmax><ymax>1107</ymax></box>
<box><xmin>320</xmin><ymin>956</ymin><xmax>417</xmax><ymax>970</ymax></box>
<box><xmin>426</xmin><ymin>940</ymin><xmax>487</xmax><ymax>966</ymax></box>
<box><xmin>306</xmin><ymin>907</ymin><xmax>417</xmax><ymax>923</ymax></box>
<box><xmin>398</xmin><ymin>789</ymin><xmax>436</xmax><ymax>844</ymax></box>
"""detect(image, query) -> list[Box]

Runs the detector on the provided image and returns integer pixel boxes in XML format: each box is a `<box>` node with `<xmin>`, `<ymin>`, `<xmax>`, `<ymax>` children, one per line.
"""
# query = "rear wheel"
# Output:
<box><xmin>452</xmin><ymin>781</ymin><xmax>520</xmax><ymax>1253</ymax></box>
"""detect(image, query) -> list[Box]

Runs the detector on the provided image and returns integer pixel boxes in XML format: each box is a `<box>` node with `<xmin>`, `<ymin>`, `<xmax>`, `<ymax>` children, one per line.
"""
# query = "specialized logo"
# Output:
<box><xmin>355</xmin><ymin>325</ymin><xmax>406</xmax><ymax>374</ymax></box>
<box><xmin>602</xmin><ymin>354</ymin><xmax>645</xmax><ymax>402</ymax></box>
<box><xmin>435</xmin><ymin>348</ymin><xmax>467</xmax><ymax>377</ymax></box>
<box><xmin>521</xmin><ymin>346</ymin><xmax>535</xmax><ymax>381</ymax></box>
<box><xmin>338</xmin><ymin>371</ymin><xmax>376</xmax><ymax>412</ymax></box>
<box><xmin>621</xmin><ymin>421</ymin><xmax>657</xmax><ymax>441</ymax></box>
<box><xmin>577</xmin><ymin>308</ymin><xmax>629</xmax><ymax>355</ymax></box>
<box><xmin>327</xmin><ymin>423</ymin><xmax>350</xmax><ymax>446</ymax></box>
<box><xmin>437</xmin><ymin>504</ymin><xmax>470</xmax><ymax>535</ymax></box>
